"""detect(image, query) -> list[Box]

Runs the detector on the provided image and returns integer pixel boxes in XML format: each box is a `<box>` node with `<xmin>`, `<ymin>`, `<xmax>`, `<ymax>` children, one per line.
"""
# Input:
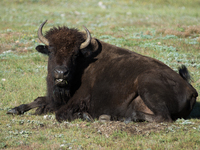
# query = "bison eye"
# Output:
<box><xmin>48</xmin><ymin>45</ymin><xmax>54</xmax><ymax>53</ymax></box>
<box><xmin>74</xmin><ymin>52</ymin><xmax>80</xmax><ymax>58</ymax></box>
<box><xmin>74</xmin><ymin>54</ymin><xmax>79</xmax><ymax>57</ymax></box>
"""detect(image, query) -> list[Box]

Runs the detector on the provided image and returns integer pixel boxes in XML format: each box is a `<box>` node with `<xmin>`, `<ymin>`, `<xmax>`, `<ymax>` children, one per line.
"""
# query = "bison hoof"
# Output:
<box><xmin>99</xmin><ymin>114</ymin><xmax>111</xmax><ymax>123</ymax></box>
<box><xmin>55</xmin><ymin>111</ymin><xmax>69</xmax><ymax>122</ymax></box>
<box><xmin>82</xmin><ymin>112</ymin><xmax>94</xmax><ymax>122</ymax></box>
<box><xmin>7</xmin><ymin>108</ymin><xmax>23</xmax><ymax>115</ymax></box>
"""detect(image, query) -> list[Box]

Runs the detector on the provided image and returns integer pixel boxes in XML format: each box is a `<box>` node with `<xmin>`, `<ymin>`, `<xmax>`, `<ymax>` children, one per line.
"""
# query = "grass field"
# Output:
<box><xmin>0</xmin><ymin>0</ymin><xmax>200</xmax><ymax>149</ymax></box>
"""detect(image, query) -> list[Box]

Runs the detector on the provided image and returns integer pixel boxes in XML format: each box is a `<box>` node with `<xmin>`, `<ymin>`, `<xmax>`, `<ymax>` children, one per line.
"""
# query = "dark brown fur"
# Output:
<box><xmin>7</xmin><ymin>25</ymin><xmax>198</xmax><ymax>123</ymax></box>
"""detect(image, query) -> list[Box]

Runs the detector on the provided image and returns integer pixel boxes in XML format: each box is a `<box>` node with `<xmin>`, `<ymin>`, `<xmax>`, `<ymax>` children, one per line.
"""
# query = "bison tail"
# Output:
<box><xmin>178</xmin><ymin>65</ymin><xmax>191</xmax><ymax>82</ymax></box>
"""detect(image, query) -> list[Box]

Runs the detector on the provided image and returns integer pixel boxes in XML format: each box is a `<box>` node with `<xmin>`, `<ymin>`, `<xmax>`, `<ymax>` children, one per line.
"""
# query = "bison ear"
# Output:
<box><xmin>80</xmin><ymin>38</ymin><xmax>99</xmax><ymax>57</ymax></box>
<box><xmin>35</xmin><ymin>45</ymin><xmax>49</xmax><ymax>55</ymax></box>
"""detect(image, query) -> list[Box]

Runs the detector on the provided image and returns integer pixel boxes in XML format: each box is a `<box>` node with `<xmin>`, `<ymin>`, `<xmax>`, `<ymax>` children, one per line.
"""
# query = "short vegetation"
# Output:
<box><xmin>0</xmin><ymin>0</ymin><xmax>200</xmax><ymax>149</ymax></box>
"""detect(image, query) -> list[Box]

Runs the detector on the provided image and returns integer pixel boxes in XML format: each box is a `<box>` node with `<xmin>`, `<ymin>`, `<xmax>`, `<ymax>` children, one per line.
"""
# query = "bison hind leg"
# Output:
<box><xmin>129</xmin><ymin>111</ymin><xmax>172</xmax><ymax>123</ymax></box>
<box><xmin>128</xmin><ymin>96</ymin><xmax>172</xmax><ymax>122</ymax></box>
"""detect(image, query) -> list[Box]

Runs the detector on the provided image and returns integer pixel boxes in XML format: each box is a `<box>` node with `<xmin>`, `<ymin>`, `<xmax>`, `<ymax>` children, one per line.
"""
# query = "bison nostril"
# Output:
<box><xmin>55</xmin><ymin>69</ymin><xmax>64</xmax><ymax>75</ymax></box>
<box><xmin>54</xmin><ymin>67</ymin><xmax>69</xmax><ymax>79</ymax></box>
<box><xmin>63</xmin><ymin>70</ymin><xmax>69</xmax><ymax>77</ymax></box>
<box><xmin>54</xmin><ymin>70</ymin><xmax>63</xmax><ymax>79</ymax></box>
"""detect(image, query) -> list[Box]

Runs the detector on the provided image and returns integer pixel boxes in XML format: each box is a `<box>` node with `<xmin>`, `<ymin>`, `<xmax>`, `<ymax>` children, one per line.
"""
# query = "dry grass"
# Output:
<box><xmin>156</xmin><ymin>25</ymin><xmax>200</xmax><ymax>38</ymax></box>
<box><xmin>0</xmin><ymin>0</ymin><xmax>200</xmax><ymax>149</ymax></box>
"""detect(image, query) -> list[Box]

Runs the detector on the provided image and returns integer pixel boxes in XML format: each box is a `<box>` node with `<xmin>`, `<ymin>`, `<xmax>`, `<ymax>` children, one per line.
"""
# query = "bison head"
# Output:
<box><xmin>35</xmin><ymin>20</ymin><xmax>95</xmax><ymax>106</ymax></box>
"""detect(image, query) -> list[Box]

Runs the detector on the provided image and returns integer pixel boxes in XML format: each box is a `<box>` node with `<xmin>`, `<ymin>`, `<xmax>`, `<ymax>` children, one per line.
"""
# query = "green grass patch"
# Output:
<box><xmin>0</xmin><ymin>0</ymin><xmax>200</xmax><ymax>149</ymax></box>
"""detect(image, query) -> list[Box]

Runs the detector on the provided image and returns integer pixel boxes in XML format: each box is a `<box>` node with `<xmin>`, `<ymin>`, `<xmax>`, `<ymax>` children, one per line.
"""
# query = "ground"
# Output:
<box><xmin>0</xmin><ymin>0</ymin><xmax>200</xmax><ymax>149</ymax></box>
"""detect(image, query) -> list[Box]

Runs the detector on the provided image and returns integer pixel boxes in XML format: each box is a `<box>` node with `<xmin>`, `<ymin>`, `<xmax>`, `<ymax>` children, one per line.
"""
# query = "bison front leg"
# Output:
<box><xmin>55</xmin><ymin>106</ymin><xmax>79</xmax><ymax>122</ymax></box>
<box><xmin>56</xmin><ymin>108</ymin><xmax>94</xmax><ymax>122</ymax></box>
<box><xmin>55</xmin><ymin>96</ymin><xmax>93</xmax><ymax>122</ymax></box>
<box><xmin>7</xmin><ymin>97</ymin><xmax>47</xmax><ymax>115</ymax></box>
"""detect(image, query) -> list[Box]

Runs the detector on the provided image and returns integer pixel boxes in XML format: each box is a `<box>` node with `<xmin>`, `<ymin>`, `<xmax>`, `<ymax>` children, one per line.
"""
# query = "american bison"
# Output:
<box><xmin>7</xmin><ymin>20</ymin><xmax>198</xmax><ymax>123</ymax></box>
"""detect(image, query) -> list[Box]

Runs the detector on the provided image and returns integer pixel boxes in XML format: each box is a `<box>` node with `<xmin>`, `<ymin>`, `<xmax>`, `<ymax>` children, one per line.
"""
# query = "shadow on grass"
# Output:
<box><xmin>189</xmin><ymin>101</ymin><xmax>200</xmax><ymax>119</ymax></box>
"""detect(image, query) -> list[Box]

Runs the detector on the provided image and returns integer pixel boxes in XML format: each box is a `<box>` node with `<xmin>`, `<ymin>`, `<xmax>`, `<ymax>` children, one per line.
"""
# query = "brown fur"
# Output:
<box><xmin>7</xmin><ymin>25</ymin><xmax>198</xmax><ymax>123</ymax></box>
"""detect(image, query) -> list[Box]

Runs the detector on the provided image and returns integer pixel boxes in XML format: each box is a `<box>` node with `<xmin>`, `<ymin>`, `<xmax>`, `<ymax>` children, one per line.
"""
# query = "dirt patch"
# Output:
<box><xmin>64</xmin><ymin>121</ymin><xmax>170</xmax><ymax>138</ymax></box>
<box><xmin>0</xmin><ymin>32</ymin><xmax>32</xmax><ymax>54</ymax></box>
<box><xmin>156</xmin><ymin>25</ymin><xmax>200</xmax><ymax>38</ymax></box>
<box><xmin>91</xmin><ymin>121</ymin><xmax>169</xmax><ymax>137</ymax></box>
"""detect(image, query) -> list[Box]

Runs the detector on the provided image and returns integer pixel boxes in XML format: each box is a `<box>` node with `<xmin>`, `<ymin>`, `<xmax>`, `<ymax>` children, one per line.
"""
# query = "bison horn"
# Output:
<box><xmin>38</xmin><ymin>20</ymin><xmax>49</xmax><ymax>46</ymax></box>
<box><xmin>80</xmin><ymin>26</ymin><xmax>91</xmax><ymax>49</ymax></box>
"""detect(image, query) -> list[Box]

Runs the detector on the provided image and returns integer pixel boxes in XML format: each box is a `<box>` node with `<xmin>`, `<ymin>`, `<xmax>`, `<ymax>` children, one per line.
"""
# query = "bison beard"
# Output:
<box><xmin>53</xmin><ymin>86</ymin><xmax>70</xmax><ymax>105</ymax></box>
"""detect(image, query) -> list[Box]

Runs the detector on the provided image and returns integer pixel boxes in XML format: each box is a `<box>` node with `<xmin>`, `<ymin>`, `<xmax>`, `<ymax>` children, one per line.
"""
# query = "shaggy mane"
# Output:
<box><xmin>44</xmin><ymin>26</ymin><xmax>85</xmax><ymax>55</ymax></box>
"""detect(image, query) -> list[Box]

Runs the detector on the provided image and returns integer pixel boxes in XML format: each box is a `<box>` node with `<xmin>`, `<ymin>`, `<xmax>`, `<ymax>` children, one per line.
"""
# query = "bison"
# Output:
<box><xmin>7</xmin><ymin>20</ymin><xmax>198</xmax><ymax>123</ymax></box>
